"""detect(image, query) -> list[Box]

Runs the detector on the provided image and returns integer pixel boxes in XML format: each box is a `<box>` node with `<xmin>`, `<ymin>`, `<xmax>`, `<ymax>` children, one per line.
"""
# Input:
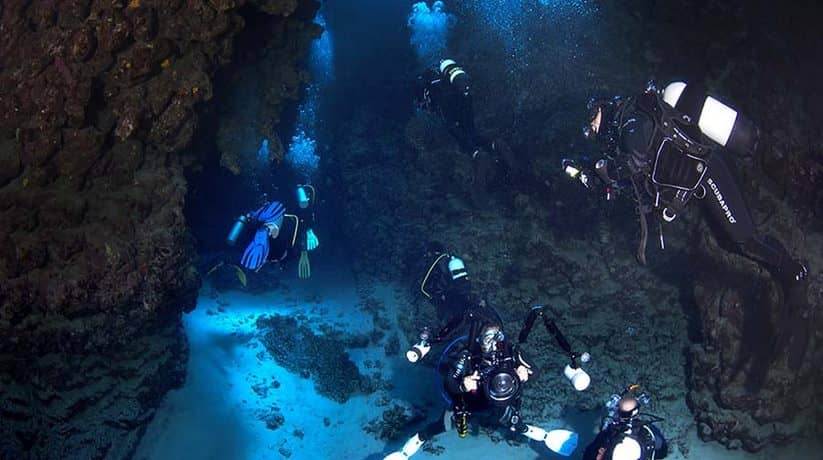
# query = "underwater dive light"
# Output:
<box><xmin>406</xmin><ymin>327</ymin><xmax>432</xmax><ymax>363</ymax></box>
<box><xmin>563</xmin><ymin>352</ymin><xmax>591</xmax><ymax>391</ymax></box>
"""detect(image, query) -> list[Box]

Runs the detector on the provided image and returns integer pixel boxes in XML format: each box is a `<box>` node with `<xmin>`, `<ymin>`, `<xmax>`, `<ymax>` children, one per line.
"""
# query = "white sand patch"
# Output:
<box><xmin>134</xmin><ymin>262</ymin><xmax>819</xmax><ymax>460</ymax></box>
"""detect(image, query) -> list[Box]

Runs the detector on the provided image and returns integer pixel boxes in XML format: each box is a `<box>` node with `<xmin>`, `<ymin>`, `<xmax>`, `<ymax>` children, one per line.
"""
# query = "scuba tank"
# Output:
<box><xmin>662</xmin><ymin>81</ymin><xmax>759</xmax><ymax>156</ymax></box>
<box><xmin>226</xmin><ymin>215</ymin><xmax>249</xmax><ymax>246</ymax></box>
<box><xmin>439</xmin><ymin>59</ymin><xmax>470</xmax><ymax>95</ymax></box>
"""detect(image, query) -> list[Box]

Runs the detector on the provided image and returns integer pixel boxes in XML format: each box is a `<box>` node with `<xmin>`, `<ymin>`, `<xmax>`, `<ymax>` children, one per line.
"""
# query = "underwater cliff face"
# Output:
<box><xmin>332</xmin><ymin>0</ymin><xmax>822</xmax><ymax>454</ymax></box>
<box><xmin>0</xmin><ymin>0</ymin><xmax>318</xmax><ymax>458</ymax></box>
<box><xmin>0</xmin><ymin>0</ymin><xmax>820</xmax><ymax>459</ymax></box>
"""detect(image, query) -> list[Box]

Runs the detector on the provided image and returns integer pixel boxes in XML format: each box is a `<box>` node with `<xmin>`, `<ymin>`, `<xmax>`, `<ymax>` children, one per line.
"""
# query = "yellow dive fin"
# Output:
<box><xmin>229</xmin><ymin>264</ymin><xmax>248</xmax><ymax>287</ymax></box>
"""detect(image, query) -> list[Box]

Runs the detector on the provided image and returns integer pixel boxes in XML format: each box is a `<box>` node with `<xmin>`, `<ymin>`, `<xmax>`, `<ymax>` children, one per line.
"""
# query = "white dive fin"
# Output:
<box><xmin>384</xmin><ymin>433</ymin><xmax>424</xmax><ymax>460</ymax></box>
<box><xmin>523</xmin><ymin>425</ymin><xmax>578</xmax><ymax>457</ymax></box>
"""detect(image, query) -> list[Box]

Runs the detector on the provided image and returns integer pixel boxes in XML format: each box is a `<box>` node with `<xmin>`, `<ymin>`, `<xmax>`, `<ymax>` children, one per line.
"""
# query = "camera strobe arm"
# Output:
<box><xmin>518</xmin><ymin>305</ymin><xmax>574</xmax><ymax>360</ymax></box>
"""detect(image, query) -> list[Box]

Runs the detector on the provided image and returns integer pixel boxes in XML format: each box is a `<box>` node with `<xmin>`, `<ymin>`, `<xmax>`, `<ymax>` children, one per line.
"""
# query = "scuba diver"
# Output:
<box><xmin>416</xmin><ymin>59</ymin><xmax>477</xmax><ymax>153</ymax></box>
<box><xmin>415</xmin><ymin>59</ymin><xmax>510</xmax><ymax>188</ymax></box>
<box><xmin>225</xmin><ymin>184</ymin><xmax>320</xmax><ymax>279</ymax></box>
<box><xmin>563</xmin><ymin>81</ymin><xmax>810</xmax><ymax>367</ymax></box>
<box><xmin>416</xmin><ymin>242</ymin><xmax>474</xmax><ymax>324</ymax></box>
<box><xmin>387</xmin><ymin>304</ymin><xmax>590</xmax><ymax>459</ymax></box>
<box><xmin>583</xmin><ymin>385</ymin><xmax>668</xmax><ymax>460</ymax></box>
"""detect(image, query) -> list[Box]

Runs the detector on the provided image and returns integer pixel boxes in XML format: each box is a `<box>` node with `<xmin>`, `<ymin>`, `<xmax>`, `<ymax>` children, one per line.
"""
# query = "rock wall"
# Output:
<box><xmin>0</xmin><ymin>0</ymin><xmax>317</xmax><ymax>458</ymax></box>
<box><xmin>331</xmin><ymin>0</ymin><xmax>822</xmax><ymax>454</ymax></box>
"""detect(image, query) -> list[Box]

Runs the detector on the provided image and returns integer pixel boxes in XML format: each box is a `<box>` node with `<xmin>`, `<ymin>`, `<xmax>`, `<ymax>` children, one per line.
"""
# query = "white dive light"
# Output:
<box><xmin>662</xmin><ymin>81</ymin><xmax>759</xmax><ymax>156</ymax></box>
<box><xmin>563</xmin><ymin>364</ymin><xmax>591</xmax><ymax>391</ymax></box>
<box><xmin>564</xmin><ymin>164</ymin><xmax>581</xmax><ymax>178</ymax></box>
<box><xmin>406</xmin><ymin>341</ymin><xmax>431</xmax><ymax>363</ymax></box>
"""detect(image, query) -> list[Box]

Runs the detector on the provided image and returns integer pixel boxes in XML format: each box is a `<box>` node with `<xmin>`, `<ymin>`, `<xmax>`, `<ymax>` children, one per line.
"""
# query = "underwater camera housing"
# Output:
<box><xmin>482</xmin><ymin>366</ymin><xmax>522</xmax><ymax>405</ymax></box>
<box><xmin>660</xmin><ymin>81</ymin><xmax>759</xmax><ymax>156</ymax></box>
<box><xmin>439</xmin><ymin>59</ymin><xmax>470</xmax><ymax>95</ymax></box>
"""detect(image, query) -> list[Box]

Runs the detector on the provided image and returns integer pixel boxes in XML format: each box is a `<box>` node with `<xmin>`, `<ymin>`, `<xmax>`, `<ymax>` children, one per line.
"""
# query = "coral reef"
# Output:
<box><xmin>257</xmin><ymin>314</ymin><xmax>371</xmax><ymax>402</ymax></box>
<box><xmin>0</xmin><ymin>0</ymin><xmax>318</xmax><ymax>457</ymax></box>
<box><xmin>365</xmin><ymin>403</ymin><xmax>426</xmax><ymax>441</ymax></box>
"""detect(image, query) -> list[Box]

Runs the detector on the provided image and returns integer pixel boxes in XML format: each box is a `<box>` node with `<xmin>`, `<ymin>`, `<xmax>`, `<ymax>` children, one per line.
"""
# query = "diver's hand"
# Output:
<box><xmin>461</xmin><ymin>371</ymin><xmax>480</xmax><ymax>393</ymax></box>
<box><xmin>306</xmin><ymin>229</ymin><xmax>319</xmax><ymax>251</ymax></box>
<box><xmin>298</xmin><ymin>251</ymin><xmax>311</xmax><ymax>279</ymax></box>
<box><xmin>516</xmin><ymin>365</ymin><xmax>532</xmax><ymax>383</ymax></box>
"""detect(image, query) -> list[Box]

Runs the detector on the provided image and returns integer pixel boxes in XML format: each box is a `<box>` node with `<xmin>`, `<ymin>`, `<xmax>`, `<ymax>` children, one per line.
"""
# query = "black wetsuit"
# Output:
<box><xmin>598</xmin><ymin>94</ymin><xmax>807</xmax><ymax>292</ymax></box>
<box><xmin>268</xmin><ymin>205</ymin><xmax>315</xmax><ymax>265</ymax></box>
<box><xmin>418</xmin><ymin>340</ymin><xmax>534</xmax><ymax>441</ymax></box>
<box><xmin>582</xmin><ymin>421</ymin><xmax>668</xmax><ymax>460</ymax></box>
<box><xmin>419</xmin><ymin>251</ymin><xmax>474</xmax><ymax>323</ymax></box>
<box><xmin>417</xmin><ymin>69</ymin><xmax>477</xmax><ymax>154</ymax></box>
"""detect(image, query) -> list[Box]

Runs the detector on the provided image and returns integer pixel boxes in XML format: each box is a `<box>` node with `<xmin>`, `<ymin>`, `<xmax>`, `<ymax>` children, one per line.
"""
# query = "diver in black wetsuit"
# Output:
<box><xmin>563</xmin><ymin>81</ymin><xmax>810</xmax><ymax>367</ymax></box>
<box><xmin>415</xmin><ymin>60</ymin><xmax>510</xmax><ymax>187</ymax></box>
<box><xmin>416</xmin><ymin>59</ymin><xmax>478</xmax><ymax>153</ymax></box>
<box><xmin>583</xmin><ymin>385</ymin><xmax>668</xmax><ymax>460</ymax></box>
<box><xmin>415</xmin><ymin>242</ymin><xmax>475</xmax><ymax>323</ymax></box>
<box><xmin>389</xmin><ymin>305</ymin><xmax>587</xmax><ymax>459</ymax></box>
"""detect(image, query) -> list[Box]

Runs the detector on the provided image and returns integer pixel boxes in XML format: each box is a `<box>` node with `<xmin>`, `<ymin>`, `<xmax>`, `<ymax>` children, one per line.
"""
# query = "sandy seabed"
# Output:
<box><xmin>134</xmin><ymin>258</ymin><xmax>819</xmax><ymax>460</ymax></box>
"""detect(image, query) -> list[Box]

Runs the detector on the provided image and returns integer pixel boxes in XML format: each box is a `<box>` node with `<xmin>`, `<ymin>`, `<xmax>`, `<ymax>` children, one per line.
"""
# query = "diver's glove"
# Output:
<box><xmin>460</xmin><ymin>371</ymin><xmax>480</xmax><ymax>393</ymax></box>
<box><xmin>306</xmin><ymin>229</ymin><xmax>319</xmax><ymax>251</ymax></box>
<box><xmin>298</xmin><ymin>250</ymin><xmax>311</xmax><ymax>279</ymax></box>
<box><xmin>384</xmin><ymin>434</ymin><xmax>424</xmax><ymax>460</ymax></box>
<box><xmin>240</xmin><ymin>228</ymin><xmax>270</xmax><ymax>270</ymax></box>
<box><xmin>523</xmin><ymin>426</ymin><xmax>578</xmax><ymax>457</ymax></box>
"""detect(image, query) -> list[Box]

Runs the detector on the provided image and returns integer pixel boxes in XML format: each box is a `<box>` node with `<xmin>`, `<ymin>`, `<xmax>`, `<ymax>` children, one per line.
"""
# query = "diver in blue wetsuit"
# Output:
<box><xmin>563</xmin><ymin>81</ymin><xmax>810</xmax><ymax>368</ymax></box>
<box><xmin>226</xmin><ymin>185</ymin><xmax>320</xmax><ymax>279</ymax></box>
